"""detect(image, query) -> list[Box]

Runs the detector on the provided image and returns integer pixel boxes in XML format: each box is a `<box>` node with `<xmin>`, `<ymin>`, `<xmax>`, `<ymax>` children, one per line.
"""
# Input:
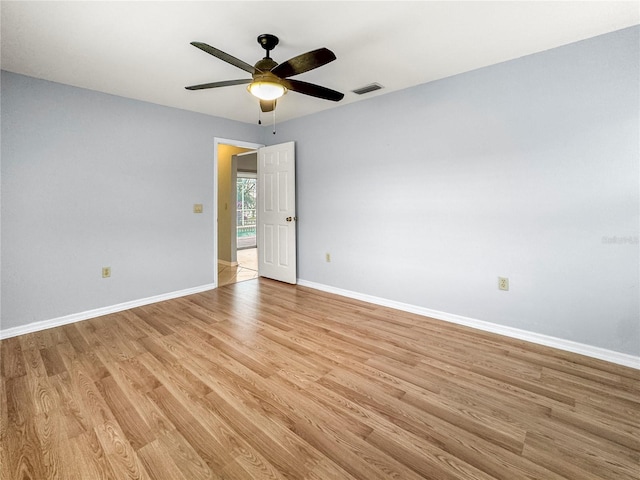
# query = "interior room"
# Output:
<box><xmin>1</xmin><ymin>2</ymin><xmax>638</xmax><ymax>479</ymax></box>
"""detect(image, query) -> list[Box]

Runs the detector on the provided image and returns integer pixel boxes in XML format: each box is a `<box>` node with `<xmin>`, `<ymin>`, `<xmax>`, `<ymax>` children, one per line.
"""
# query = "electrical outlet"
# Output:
<box><xmin>498</xmin><ymin>277</ymin><xmax>509</xmax><ymax>291</ymax></box>
<box><xmin>102</xmin><ymin>267</ymin><xmax>111</xmax><ymax>278</ymax></box>
<box><xmin>325</xmin><ymin>253</ymin><xmax>331</xmax><ymax>263</ymax></box>
<box><xmin>193</xmin><ymin>204</ymin><xmax>203</xmax><ymax>214</ymax></box>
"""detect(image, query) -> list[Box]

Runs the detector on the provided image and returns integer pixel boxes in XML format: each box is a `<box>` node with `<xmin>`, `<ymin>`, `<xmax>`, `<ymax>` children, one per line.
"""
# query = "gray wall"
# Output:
<box><xmin>1</xmin><ymin>71</ymin><xmax>261</xmax><ymax>329</ymax></box>
<box><xmin>2</xmin><ymin>27</ymin><xmax>638</xmax><ymax>357</ymax></box>
<box><xmin>271</xmin><ymin>26</ymin><xmax>640</xmax><ymax>356</ymax></box>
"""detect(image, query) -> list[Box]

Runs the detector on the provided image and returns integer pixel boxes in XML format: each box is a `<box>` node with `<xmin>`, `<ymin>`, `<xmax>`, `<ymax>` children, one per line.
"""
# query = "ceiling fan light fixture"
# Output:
<box><xmin>186</xmin><ymin>35</ymin><xmax>344</xmax><ymax>106</ymax></box>
<box><xmin>248</xmin><ymin>81</ymin><xmax>287</xmax><ymax>101</ymax></box>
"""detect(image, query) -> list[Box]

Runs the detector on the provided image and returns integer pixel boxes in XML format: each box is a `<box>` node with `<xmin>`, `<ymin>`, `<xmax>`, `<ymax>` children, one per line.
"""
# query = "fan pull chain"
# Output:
<box><xmin>258</xmin><ymin>107</ymin><xmax>262</xmax><ymax>125</ymax></box>
<box><xmin>273</xmin><ymin>108</ymin><xmax>276</xmax><ymax>135</ymax></box>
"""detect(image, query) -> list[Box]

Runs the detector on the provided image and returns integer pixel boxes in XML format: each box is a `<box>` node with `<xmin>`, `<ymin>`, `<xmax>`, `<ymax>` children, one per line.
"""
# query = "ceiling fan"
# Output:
<box><xmin>185</xmin><ymin>34</ymin><xmax>344</xmax><ymax>114</ymax></box>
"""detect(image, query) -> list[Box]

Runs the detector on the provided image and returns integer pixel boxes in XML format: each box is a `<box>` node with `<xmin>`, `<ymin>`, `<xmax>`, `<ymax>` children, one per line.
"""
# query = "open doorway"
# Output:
<box><xmin>214</xmin><ymin>139</ymin><xmax>262</xmax><ymax>287</ymax></box>
<box><xmin>219</xmin><ymin>154</ymin><xmax>259</xmax><ymax>286</ymax></box>
<box><xmin>224</xmin><ymin>157</ymin><xmax>258</xmax><ymax>285</ymax></box>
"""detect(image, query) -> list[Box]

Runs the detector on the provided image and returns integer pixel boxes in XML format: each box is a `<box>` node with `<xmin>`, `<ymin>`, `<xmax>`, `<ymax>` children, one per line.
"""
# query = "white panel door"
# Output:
<box><xmin>257</xmin><ymin>142</ymin><xmax>296</xmax><ymax>284</ymax></box>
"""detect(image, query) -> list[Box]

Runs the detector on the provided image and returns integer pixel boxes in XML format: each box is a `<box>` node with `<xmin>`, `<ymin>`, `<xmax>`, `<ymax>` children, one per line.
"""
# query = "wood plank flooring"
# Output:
<box><xmin>1</xmin><ymin>278</ymin><xmax>639</xmax><ymax>479</ymax></box>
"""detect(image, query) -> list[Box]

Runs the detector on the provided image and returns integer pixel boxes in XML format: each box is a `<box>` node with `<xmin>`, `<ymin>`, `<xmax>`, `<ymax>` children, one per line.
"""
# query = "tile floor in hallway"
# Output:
<box><xmin>218</xmin><ymin>247</ymin><xmax>258</xmax><ymax>286</ymax></box>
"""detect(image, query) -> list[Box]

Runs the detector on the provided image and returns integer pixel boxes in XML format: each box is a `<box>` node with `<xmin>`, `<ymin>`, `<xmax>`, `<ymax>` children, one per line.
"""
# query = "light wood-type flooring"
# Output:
<box><xmin>1</xmin><ymin>279</ymin><xmax>639</xmax><ymax>479</ymax></box>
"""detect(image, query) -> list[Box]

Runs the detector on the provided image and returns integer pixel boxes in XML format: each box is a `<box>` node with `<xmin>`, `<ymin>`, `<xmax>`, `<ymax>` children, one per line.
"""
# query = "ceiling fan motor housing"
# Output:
<box><xmin>255</xmin><ymin>57</ymin><xmax>278</xmax><ymax>72</ymax></box>
<box><xmin>254</xmin><ymin>45</ymin><xmax>283</xmax><ymax>88</ymax></box>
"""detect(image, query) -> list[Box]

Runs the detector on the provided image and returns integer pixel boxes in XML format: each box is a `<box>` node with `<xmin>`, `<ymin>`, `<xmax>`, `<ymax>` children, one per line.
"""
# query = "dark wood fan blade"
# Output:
<box><xmin>260</xmin><ymin>100</ymin><xmax>276</xmax><ymax>112</ymax></box>
<box><xmin>185</xmin><ymin>79</ymin><xmax>252</xmax><ymax>90</ymax></box>
<box><xmin>190</xmin><ymin>42</ymin><xmax>258</xmax><ymax>74</ymax></box>
<box><xmin>271</xmin><ymin>48</ymin><xmax>336</xmax><ymax>78</ymax></box>
<box><xmin>284</xmin><ymin>79</ymin><xmax>344</xmax><ymax>101</ymax></box>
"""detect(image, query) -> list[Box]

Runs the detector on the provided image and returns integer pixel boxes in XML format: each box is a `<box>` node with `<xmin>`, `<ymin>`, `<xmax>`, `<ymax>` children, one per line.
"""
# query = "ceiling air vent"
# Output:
<box><xmin>351</xmin><ymin>83</ymin><xmax>384</xmax><ymax>95</ymax></box>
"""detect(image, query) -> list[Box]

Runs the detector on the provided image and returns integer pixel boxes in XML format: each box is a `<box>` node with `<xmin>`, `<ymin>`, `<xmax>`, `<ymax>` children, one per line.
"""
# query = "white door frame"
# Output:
<box><xmin>213</xmin><ymin>137</ymin><xmax>264</xmax><ymax>288</ymax></box>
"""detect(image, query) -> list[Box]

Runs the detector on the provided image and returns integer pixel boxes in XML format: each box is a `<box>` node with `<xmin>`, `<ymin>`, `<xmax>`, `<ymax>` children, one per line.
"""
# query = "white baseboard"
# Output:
<box><xmin>297</xmin><ymin>279</ymin><xmax>640</xmax><ymax>370</ymax></box>
<box><xmin>4</xmin><ymin>278</ymin><xmax>637</xmax><ymax>371</ymax></box>
<box><xmin>0</xmin><ymin>283</ymin><xmax>216</xmax><ymax>340</ymax></box>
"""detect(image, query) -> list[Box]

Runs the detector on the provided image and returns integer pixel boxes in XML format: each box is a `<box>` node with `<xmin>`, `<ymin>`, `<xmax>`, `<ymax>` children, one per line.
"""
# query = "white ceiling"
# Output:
<box><xmin>2</xmin><ymin>1</ymin><xmax>638</xmax><ymax>125</ymax></box>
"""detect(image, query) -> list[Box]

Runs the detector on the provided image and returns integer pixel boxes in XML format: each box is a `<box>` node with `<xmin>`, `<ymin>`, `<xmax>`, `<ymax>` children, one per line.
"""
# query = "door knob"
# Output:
<box><xmin>286</xmin><ymin>216</ymin><xmax>298</xmax><ymax>222</ymax></box>
<box><xmin>286</xmin><ymin>217</ymin><xmax>292</xmax><ymax>222</ymax></box>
